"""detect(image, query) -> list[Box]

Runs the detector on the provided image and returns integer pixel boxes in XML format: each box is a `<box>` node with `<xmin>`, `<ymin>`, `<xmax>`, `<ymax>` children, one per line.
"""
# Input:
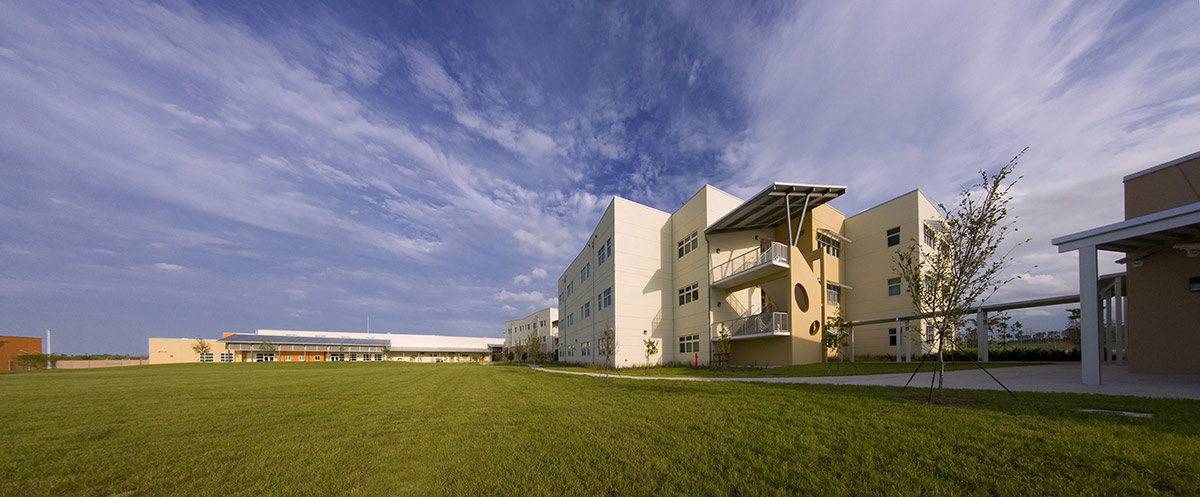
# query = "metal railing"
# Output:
<box><xmin>711</xmin><ymin>242</ymin><xmax>788</xmax><ymax>283</ymax></box>
<box><xmin>713</xmin><ymin>312</ymin><xmax>789</xmax><ymax>340</ymax></box>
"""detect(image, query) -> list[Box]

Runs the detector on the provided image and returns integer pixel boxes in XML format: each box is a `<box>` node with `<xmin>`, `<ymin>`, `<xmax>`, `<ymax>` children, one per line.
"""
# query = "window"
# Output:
<box><xmin>888</xmin><ymin>277</ymin><xmax>901</xmax><ymax>296</ymax></box>
<box><xmin>350</xmin><ymin>353</ymin><xmax>358</xmax><ymax>361</ymax></box>
<box><xmin>582</xmin><ymin>340</ymin><xmax>591</xmax><ymax>356</ymax></box>
<box><xmin>826</xmin><ymin>284</ymin><xmax>842</xmax><ymax>305</ymax></box>
<box><xmin>679</xmin><ymin>334</ymin><xmax>700</xmax><ymax>354</ymax></box>
<box><xmin>198</xmin><ymin>353</ymin><xmax>213</xmax><ymax>363</ymax></box>
<box><xmin>375</xmin><ymin>354</ymin><xmax>383</xmax><ymax>361</ymax></box>
<box><xmin>887</xmin><ymin>227</ymin><xmax>900</xmax><ymax>247</ymax></box>
<box><xmin>924</xmin><ymin>275</ymin><xmax>935</xmax><ymax>295</ymax></box>
<box><xmin>567</xmin><ymin>282</ymin><xmax>573</xmax><ymax>297</ymax></box>
<box><xmin>817</xmin><ymin>233</ymin><xmax>841</xmax><ymax>257</ymax></box>
<box><xmin>889</xmin><ymin>328</ymin><xmax>897</xmax><ymax>347</ymax></box>
<box><xmin>284</xmin><ymin>355</ymin><xmax>292</xmax><ymax>362</ymax></box>
<box><xmin>678</xmin><ymin>283</ymin><xmax>700</xmax><ymax>306</ymax></box>
<box><xmin>581</xmin><ymin>264</ymin><xmax>588</xmax><ymax>283</ymax></box>
<box><xmin>220</xmin><ymin>352</ymin><xmax>233</xmax><ymax>363</ymax></box>
<box><xmin>313</xmin><ymin>355</ymin><xmax>321</xmax><ymax>361</ymax></box>
<box><xmin>255</xmin><ymin>353</ymin><xmax>276</xmax><ymax>362</ymax></box>
<box><xmin>924</xmin><ymin>225</ymin><xmax>936</xmax><ymax>246</ymax></box>
<box><xmin>607</xmin><ymin>238</ymin><xmax>612</xmax><ymax>258</ymax></box>
<box><xmin>330</xmin><ymin>353</ymin><xmax>345</xmax><ymax>361</ymax></box>
<box><xmin>678</xmin><ymin>231</ymin><xmax>699</xmax><ymax>258</ymax></box>
<box><xmin>583</xmin><ymin>302</ymin><xmax>591</xmax><ymax>318</ymax></box>
<box><xmin>598</xmin><ymin>288</ymin><xmax>612</xmax><ymax>310</ymax></box>
<box><xmin>598</xmin><ymin>244</ymin><xmax>607</xmax><ymax>265</ymax></box>
<box><xmin>297</xmin><ymin>355</ymin><xmax>305</xmax><ymax>362</ymax></box>
<box><xmin>925</xmin><ymin>325</ymin><xmax>936</xmax><ymax>344</ymax></box>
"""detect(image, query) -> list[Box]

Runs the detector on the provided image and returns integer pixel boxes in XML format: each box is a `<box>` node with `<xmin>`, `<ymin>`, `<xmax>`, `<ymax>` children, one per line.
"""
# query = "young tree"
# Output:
<box><xmin>191</xmin><ymin>338</ymin><xmax>211</xmax><ymax>357</ymax></box>
<box><xmin>824</xmin><ymin>308</ymin><xmax>853</xmax><ymax>362</ymax></box>
<box><xmin>1062</xmin><ymin>308</ymin><xmax>1081</xmax><ymax>347</ymax></box>
<box><xmin>642</xmin><ymin>338</ymin><xmax>658</xmax><ymax>368</ymax></box>
<box><xmin>714</xmin><ymin>325</ymin><xmax>732</xmax><ymax>370</ymax></box>
<box><xmin>524</xmin><ymin>330</ymin><xmax>545</xmax><ymax>364</ymax></box>
<box><xmin>894</xmin><ymin>148</ymin><xmax>1029</xmax><ymax>396</ymax></box>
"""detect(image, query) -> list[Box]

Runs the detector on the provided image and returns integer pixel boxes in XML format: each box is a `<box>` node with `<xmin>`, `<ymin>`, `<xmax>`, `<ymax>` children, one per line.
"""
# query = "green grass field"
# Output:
<box><xmin>540</xmin><ymin>361</ymin><xmax>1047</xmax><ymax>378</ymax></box>
<box><xmin>2</xmin><ymin>363</ymin><xmax>1198</xmax><ymax>496</ymax></box>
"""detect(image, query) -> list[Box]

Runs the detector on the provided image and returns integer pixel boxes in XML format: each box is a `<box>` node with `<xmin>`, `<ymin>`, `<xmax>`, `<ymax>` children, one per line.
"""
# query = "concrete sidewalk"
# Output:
<box><xmin>533</xmin><ymin>363</ymin><xmax>1200</xmax><ymax>400</ymax></box>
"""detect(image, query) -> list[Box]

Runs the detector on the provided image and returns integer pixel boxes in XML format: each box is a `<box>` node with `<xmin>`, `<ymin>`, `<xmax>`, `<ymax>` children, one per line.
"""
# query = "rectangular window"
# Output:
<box><xmin>925</xmin><ymin>325</ymin><xmax>936</xmax><ymax>344</ymax></box>
<box><xmin>603</xmin><ymin>288</ymin><xmax>612</xmax><ymax>308</ymax></box>
<box><xmin>567</xmin><ymin>282</ymin><xmax>573</xmax><ymax>297</ymax></box>
<box><xmin>924</xmin><ymin>275</ymin><xmax>934</xmax><ymax>295</ymax></box>
<box><xmin>889</xmin><ymin>328</ymin><xmax>897</xmax><ymax>347</ymax></box>
<box><xmin>826</xmin><ymin>284</ymin><xmax>842</xmax><ymax>305</ymax></box>
<box><xmin>679</xmin><ymin>334</ymin><xmax>700</xmax><ymax>354</ymax></box>
<box><xmin>584</xmin><ymin>302</ymin><xmax>591</xmax><ymax>318</ymax></box>
<box><xmin>220</xmin><ymin>352</ymin><xmax>233</xmax><ymax>363</ymax></box>
<box><xmin>817</xmin><ymin>233</ymin><xmax>841</xmax><ymax>258</ymax></box>
<box><xmin>678</xmin><ymin>283</ymin><xmax>700</xmax><ymax>306</ymax></box>
<box><xmin>677</xmin><ymin>231</ymin><xmax>699</xmax><ymax>258</ymax></box>
<box><xmin>581</xmin><ymin>265</ymin><xmax>588</xmax><ymax>283</ymax></box>
<box><xmin>350</xmin><ymin>353</ymin><xmax>358</xmax><ymax>361</ymax></box>
<box><xmin>598</xmin><ymin>245</ymin><xmax>606</xmax><ymax>265</ymax></box>
<box><xmin>582</xmin><ymin>340</ymin><xmax>591</xmax><ymax>356</ymax></box>
<box><xmin>607</xmin><ymin>238</ymin><xmax>612</xmax><ymax>259</ymax></box>
<box><xmin>297</xmin><ymin>355</ymin><xmax>305</xmax><ymax>362</ymax></box>
<box><xmin>888</xmin><ymin>277</ymin><xmax>901</xmax><ymax>296</ymax></box>
<box><xmin>284</xmin><ymin>355</ymin><xmax>292</xmax><ymax>362</ymax></box>
<box><xmin>198</xmin><ymin>353</ymin><xmax>213</xmax><ymax>363</ymax></box>
<box><xmin>255</xmin><ymin>353</ymin><xmax>276</xmax><ymax>362</ymax></box>
<box><xmin>375</xmin><ymin>354</ymin><xmax>383</xmax><ymax>361</ymax></box>
<box><xmin>887</xmin><ymin>227</ymin><xmax>900</xmax><ymax>247</ymax></box>
<box><xmin>924</xmin><ymin>225</ymin><xmax>936</xmax><ymax>246</ymax></box>
<box><xmin>330</xmin><ymin>353</ymin><xmax>345</xmax><ymax>361</ymax></box>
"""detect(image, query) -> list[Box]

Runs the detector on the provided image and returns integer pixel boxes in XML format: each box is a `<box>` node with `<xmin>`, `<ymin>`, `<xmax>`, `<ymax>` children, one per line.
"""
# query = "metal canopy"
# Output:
<box><xmin>1052</xmin><ymin>201</ymin><xmax>1200</xmax><ymax>256</ymax></box>
<box><xmin>218</xmin><ymin>334</ymin><xmax>391</xmax><ymax>347</ymax></box>
<box><xmin>705</xmin><ymin>183</ymin><xmax>846</xmax><ymax>235</ymax></box>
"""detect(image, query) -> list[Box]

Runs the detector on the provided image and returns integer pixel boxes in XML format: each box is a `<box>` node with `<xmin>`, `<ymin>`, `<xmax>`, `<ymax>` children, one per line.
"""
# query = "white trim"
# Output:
<box><xmin>1052</xmin><ymin>202</ymin><xmax>1200</xmax><ymax>252</ymax></box>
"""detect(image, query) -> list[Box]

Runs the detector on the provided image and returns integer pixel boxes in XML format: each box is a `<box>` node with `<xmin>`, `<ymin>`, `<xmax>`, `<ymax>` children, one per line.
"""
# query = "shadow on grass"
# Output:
<box><xmin>535</xmin><ymin>367</ymin><xmax>1200</xmax><ymax>437</ymax></box>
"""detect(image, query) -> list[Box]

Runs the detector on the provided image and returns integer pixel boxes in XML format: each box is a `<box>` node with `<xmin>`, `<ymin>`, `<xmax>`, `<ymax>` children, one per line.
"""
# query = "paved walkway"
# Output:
<box><xmin>533</xmin><ymin>363</ymin><xmax>1200</xmax><ymax>400</ymax></box>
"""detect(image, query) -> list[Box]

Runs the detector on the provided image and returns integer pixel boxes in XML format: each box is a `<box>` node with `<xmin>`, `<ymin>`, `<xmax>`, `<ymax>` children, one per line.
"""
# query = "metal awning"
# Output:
<box><xmin>1052</xmin><ymin>201</ymin><xmax>1200</xmax><ymax>260</ymax></box>
<box><xmin>706</xmin><ymin>183</ymin><xmax>846</xmax><ymax>235</ymax></box>
<box><xmin>817</xmin><ymin>228</ymin><xmax>852</xmax><ymax>244</ymax></box>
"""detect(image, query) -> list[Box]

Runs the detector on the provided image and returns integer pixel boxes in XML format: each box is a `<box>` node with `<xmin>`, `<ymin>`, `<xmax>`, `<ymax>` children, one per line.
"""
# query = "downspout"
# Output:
<box><xmin>591</xmin><ymin>235</ymin><xmax>597</xmax><ymax>366</ymax></box>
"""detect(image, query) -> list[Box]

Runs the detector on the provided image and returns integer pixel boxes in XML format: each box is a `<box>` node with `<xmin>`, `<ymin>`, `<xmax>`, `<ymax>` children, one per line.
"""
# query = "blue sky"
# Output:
<box><xmin>2</xmin><ymin>1</ymin><xmax>1198</xmax><ymax>354</ymax></box>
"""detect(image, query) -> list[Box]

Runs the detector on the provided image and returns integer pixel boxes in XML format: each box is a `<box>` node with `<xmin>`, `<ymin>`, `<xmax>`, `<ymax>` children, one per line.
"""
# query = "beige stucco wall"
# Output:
<box><xmin>503</xmin><ymin>307</ymin><xmax>558</xmax><ymax>356</ymax></box>
<box><xmin>1124</xmin><ymin>154</ymin><xmax>1200</xmax><ymax>219</ymax></box>
<box><xmin>1121</xmin><ymin>155</ymin><xmax>1200</xmax><ymax>374</ymax></box>
<box><xmin>1125</xmin><ymin>250</ymin><xmax>1200</xmax><ymax>374</ymax></box>
<box><xmin>611</xmin><ymin>198</ymin><xmax>674</xmax><ymax>367</ymax></box>
<box><xmin>148</xmin><ymin>338</ymin><xmax>233</xmax><ymax>364</ymax></box>
<box><xmin>842</xmin><ymin>190</ymin><xmax>940</xmax><ymax>358</ymax></box>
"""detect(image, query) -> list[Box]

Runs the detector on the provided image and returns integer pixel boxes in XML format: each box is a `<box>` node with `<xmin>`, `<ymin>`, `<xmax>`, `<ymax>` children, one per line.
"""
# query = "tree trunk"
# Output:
<box><xmin>937</xmin><ymin>333</ymin><xmax>945</xmax><ymax>396</ymax></box>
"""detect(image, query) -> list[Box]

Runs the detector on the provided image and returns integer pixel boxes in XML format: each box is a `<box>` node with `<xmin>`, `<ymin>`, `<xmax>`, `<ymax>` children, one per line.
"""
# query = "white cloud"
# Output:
<box><xmin>153</xmin><ymin>262</ymin><xmax>184</xmax><ymax>271</ymax></box>
<box><xmin>513</xmin><ymin>274</ymin><xmax>532</xmax><ymax>285</ymax></box>
<box><xmin>531</xmin><ymin>267</ymin><xmax>548</xmax><ymax>279</ymax></box>
<box><xmin>285</xmin><ymin>289</ymin><xmax>308</xmax><ymax>301</ymax></box>
<box><xmin>493</xmin><ymin>289</ymin><xmax>555</xmax><ymax>310</ymax></box>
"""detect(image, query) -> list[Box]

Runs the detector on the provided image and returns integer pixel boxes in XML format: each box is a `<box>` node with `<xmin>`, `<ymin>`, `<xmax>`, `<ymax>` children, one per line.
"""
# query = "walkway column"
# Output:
<box><xmin>976</xmin><ymin>310</ymin><xmax>989</xmax><ymax>362</ymax></box>
<box><xmin>1114</xmin><ymin>276</ymin><xmax>1124</xmax><ymax>365</ymax></box>
<box><xmin>894</xmin><ymin>318</ymin><xmax>902</xmax><ymax>363</ymax></box>
<box><xmin>1079</xmin><ymin>245</ymin><xmax>1101</xmax><ymax>385</ymax></box>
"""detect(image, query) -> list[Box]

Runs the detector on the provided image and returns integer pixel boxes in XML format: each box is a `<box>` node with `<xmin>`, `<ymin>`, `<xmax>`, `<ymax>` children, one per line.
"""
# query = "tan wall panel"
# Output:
<box><xmin>1126</xmin><ymin>250</ymin><xmax>1200</xmax><ymax>374</ymax></box>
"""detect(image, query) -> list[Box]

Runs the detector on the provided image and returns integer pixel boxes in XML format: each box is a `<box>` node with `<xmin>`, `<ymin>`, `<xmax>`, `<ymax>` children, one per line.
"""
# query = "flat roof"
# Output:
<box><xmin>218</xmin><ymin>334</ymin><xmax>391</xmax><ymax>347</ymax></box>
<box><xmin>1123</xmin><ymin>150</ymin><xmax>1200</xmax><ymax>182</ymax></box>
<box><xmin>706</xmin><ymin>183</ymin><xmax>846</xmax><ymax>235</ymax></box>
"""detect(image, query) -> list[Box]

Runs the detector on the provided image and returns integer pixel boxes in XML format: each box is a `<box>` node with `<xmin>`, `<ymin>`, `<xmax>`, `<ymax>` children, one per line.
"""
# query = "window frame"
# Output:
<box><xmin>887</xmin><ymin>277</ymin><xmax>901</xmax><ymax>296</ymax></box>
<box><xmin>887</xmin><ymin>227</ymin><xmax>900</xmax><ymax>247</ymax></box>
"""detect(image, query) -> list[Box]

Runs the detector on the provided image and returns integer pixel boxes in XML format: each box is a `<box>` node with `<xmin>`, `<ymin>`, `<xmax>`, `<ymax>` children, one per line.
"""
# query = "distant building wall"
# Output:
<box><xmin>1</xmin><ymin>335</ymin><xmax>44</xmax><ymax>371</ymax></box>
<box><xmin>56</xmin><ymin>359</ymin><xmax>151</xmax><ymax>369</ymax></box>
<box><xmin>148</xmin><ymin>338</ymin><xmax>233</xmax><ymax>364</ymax></box>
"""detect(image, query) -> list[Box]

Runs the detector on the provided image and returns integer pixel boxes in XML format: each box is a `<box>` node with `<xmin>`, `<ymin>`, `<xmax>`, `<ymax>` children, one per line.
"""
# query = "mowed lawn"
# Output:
<box><xmin>1</xmin><ymin>363</ymin><xmax>1198</xmax><ymax>496</ymax></box>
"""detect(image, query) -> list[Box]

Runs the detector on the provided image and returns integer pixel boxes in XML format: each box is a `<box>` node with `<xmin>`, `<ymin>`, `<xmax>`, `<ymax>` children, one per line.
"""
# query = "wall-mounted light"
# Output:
<box><xmin>716</xmin><ymin>248</ymin><xmax>721</xmax><ymax>254</ymax></box>
<box><xmin>755</xmin><ymin>235</ymin><xmax>759</xmax><ymax>240</ymax></box>
<box><xmin>643</xmin><ymin>330</ymin><xmax>648</xmax><ymax>335</ymax></box>
<box><xmin>716</xmin><ymin>302</ymin><xmax>722</xmax><ymax>307</ymax></box>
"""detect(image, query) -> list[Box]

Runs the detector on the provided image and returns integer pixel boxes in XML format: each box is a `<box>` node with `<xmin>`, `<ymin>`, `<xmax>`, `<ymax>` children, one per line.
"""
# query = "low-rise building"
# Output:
<box><xmin>555</xmin><ymin>183</ymin><xmax>942</xmax><ymax>367</ymax></box>
<box><xmin>149</xmin><ymin>330</ymin><xmax>503</xmax><ymax>364</ymax></box>
<box><xmin>503</xmin><ymin>308</ymin><xmax>558</xmax><ymax>360</ymax></box>
<box><xmin>1</xmin><ymin>335</ymin><xmax>44</xmax><ymax>371</ymax></box>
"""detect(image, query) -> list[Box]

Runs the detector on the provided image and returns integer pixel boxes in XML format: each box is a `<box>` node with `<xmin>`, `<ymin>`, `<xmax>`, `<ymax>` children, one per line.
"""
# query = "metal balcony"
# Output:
<box><xmin>710</xmin><ymin>242</ymin><xmax>789</xmax><ymax>289</ymax></box>
<box><xmin>712</xmin><ymin>312</ymin><xmax>790</xmax><ymax>341</ymax></box>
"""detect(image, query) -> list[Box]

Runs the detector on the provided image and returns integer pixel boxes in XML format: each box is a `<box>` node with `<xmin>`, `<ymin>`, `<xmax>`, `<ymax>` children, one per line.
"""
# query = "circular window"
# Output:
<box><xmin>809</xmin><ymin>320</ymin><xmax>821</xmax><ymax>336</ymax></box>
<box><xmin>794</xmin><ymin>283</ymin><xmax>809</xmax><ymax>312</ymax></box>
